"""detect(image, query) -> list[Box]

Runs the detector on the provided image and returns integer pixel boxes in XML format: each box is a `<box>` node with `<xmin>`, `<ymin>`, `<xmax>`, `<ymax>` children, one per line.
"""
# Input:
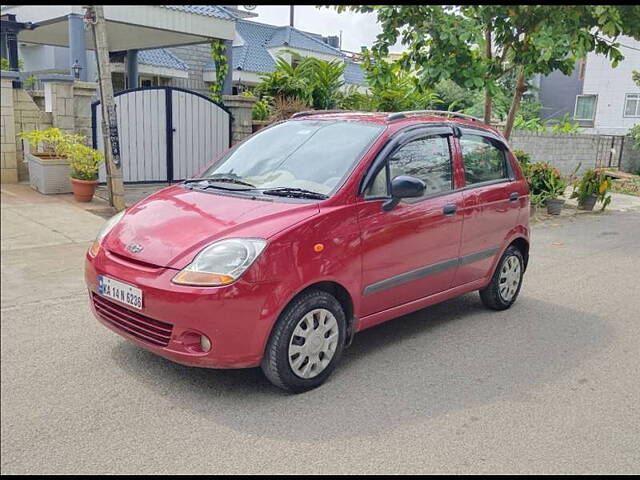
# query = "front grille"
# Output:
<box><xmin>92</xmin><ymin>293</ymin><xmax>173</xmax><ymax>347</ymax></box>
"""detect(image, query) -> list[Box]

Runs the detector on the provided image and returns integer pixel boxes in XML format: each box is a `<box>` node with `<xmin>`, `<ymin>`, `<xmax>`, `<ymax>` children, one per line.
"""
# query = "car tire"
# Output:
<box><xmin>479</xmin><ymin>245</ymin><xmax>525</xmax><ymax>311</ymax></box>
<box><xmin>261</xmin><ymin>289</ymin><xmax>346</xmax><ymax>393</ymax></box>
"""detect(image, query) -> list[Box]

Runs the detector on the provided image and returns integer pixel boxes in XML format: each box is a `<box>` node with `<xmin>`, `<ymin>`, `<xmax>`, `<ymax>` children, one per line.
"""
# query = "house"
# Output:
<box><xmin>5</xmin><ymin>6</ymin><xmax>367</xmax><ymax>97</ymax></box>
<box><xmin>2</xmin><ymin>4</ymin><xmax>238</xmax><ymax>96</ymax></box>
<box><xmin>202</xmin><ymin>19</ymin><xmax>367</xmax><ymax>93</ymax></box>
<box><xmin>534</xmin><ymin>35</ymin><xmax>640</xmax><ymax>135</ymax></box>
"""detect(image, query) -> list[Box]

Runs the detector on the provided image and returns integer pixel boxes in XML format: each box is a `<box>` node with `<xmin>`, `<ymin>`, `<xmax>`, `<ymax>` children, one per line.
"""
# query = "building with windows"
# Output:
<box><xmin>203</xmin><ymin>19</ymin><xmax>367</xmax><ymax>94</ymax></box>
<box><xmin>534</xmin><ymin>35</ymin><xmax>640</xmax><ymax>135</ymax></box>
<box><xmin>5</xmin><ymin>6</ymin><xmax>367</xmax><ymax>96</ymax></box>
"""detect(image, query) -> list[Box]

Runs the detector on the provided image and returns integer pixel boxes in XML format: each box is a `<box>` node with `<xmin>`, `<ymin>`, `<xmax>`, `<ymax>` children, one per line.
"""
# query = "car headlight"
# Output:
<box><xmin>172</xmin><ymin>238</ymin><xmax>267</xmax><ymax>287</ymax></box>
<box><xmin>88</xmin><ymin>210</ymin><xmax>126</xmax><ymax>257</ymax></box>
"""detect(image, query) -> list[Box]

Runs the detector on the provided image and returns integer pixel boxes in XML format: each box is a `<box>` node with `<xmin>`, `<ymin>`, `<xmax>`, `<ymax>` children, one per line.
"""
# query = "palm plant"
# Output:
<box><xmin>304</xmin><ymin>57</ymin><xmax>345</xmax><ymax>110</ymax></box>
<box><xmin>366</xmin><ymin>62</ymin><xmax>440</xmax><ymax>112</ymax></box>
<box><xmin>256</xmin><ymin>56</ymin><xmax>312</xmax><ymax>104</ymax></box>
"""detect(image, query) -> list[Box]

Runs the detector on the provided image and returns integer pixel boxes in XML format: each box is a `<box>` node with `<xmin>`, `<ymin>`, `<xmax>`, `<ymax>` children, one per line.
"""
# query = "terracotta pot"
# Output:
<box><xmin>70</xmin><ymin>177</ymin><xmax>98</xmax><ymax>202</ymax></box>
<box><xmin>578</xmin><ymin>194</ymin><xmax>597</xmax><ymax>211</ymax></box>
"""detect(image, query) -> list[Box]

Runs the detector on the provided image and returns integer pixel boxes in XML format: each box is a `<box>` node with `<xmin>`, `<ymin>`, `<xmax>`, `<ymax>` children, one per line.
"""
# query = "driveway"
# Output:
<box><xmin>1</xmin><ymin>185</ymin><xmax>639</xmax><ymax>474</ymax></box>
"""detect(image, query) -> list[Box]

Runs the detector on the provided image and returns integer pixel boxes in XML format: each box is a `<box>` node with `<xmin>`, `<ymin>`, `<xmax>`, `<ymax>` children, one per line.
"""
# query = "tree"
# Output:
<box><xmin>332</xmin><ymin>5</ymin><xmax>640</xmax><ymax>139</ymax></box>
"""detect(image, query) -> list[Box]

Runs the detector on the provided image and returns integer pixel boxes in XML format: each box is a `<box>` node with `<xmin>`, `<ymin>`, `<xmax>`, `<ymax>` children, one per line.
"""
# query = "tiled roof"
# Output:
<box><xmin>160</xmin><ymin>5</ymin><xmax>237</xmax><ymax>20</ymax></box>
<box><xmin>343</xmin><ymin>61</ymin><xmax>366</xmax><ymax>86</ymax></box>
<box><xmin>265</xmin><ymin>26</ymin><xmax>342</xmax><ymax>56</ymax></box>
<box><xmin>203</xmin><ymin>20</ymin><xmax>367</xmax><ymax>86</ymax></box>
<box><xmin>138</xmin><ymin>49</ymin><xmax>188</xmax><ymax>71</ymax></box>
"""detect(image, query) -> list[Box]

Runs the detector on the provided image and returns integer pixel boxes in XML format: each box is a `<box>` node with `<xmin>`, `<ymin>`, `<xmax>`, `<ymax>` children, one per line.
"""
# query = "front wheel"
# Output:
<box><xmin>479</xmin><ymin>245</ymin><xmax>524</xmax><ymax>310</ymax></box>
<box><xmin>261</xmin><ymin>289</ymin><xmax>346</xmax><ymax>393</ymax></box>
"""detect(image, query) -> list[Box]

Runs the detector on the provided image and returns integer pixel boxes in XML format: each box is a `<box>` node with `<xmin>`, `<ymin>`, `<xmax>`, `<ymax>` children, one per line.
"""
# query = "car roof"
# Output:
<box><xmin>290</xmin><ymin>111</ymin><xmax>506</xmax><ymax>140</ymax></box>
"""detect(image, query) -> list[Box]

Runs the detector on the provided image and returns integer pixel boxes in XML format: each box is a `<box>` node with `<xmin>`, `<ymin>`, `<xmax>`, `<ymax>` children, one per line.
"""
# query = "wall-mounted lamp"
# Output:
<box><xmin>72</xmin><ymin>59</ymin><xmax>82</xmax><ymax>79</ymax></box>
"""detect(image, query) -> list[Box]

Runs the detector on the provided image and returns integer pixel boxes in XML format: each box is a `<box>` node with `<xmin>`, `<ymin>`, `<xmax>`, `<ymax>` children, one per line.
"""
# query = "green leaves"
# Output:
<box><xmin>209</xmin><ymin>39</ymin><xmax>228</xmax><ymax>103</ymax></box>
<box><xmin>255</xmin><ymin>52</ymin><xmax>346</xmax><ymax>110</ymax></box>
<box><xmin>19</xmin><ymin>128</ymin><xmax>103</xmax><ymax>180</ymax></box>
<box><xmin>333</xmin><ymin>5</ymin><xmax>639</xmax><ymax>136</ymax></box>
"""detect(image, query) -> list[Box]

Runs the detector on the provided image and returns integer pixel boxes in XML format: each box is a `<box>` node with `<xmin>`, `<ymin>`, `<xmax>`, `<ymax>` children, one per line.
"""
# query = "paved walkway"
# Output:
<box><xmin>0</xmin><ymin>184</ymin><xmax>109</xmax><ymax>310</ymax></box>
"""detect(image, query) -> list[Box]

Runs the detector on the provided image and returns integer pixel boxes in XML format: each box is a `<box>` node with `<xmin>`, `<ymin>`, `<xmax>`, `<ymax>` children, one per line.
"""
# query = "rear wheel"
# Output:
<box><xmin>479</xmin><ymin>245</ymin><xmax>524</xmax><ymax>310</ymax></box>
<box><xmin>261</xmin><ymin>289</ymin><xmax>346</xmax><ymax>393</ymax></box>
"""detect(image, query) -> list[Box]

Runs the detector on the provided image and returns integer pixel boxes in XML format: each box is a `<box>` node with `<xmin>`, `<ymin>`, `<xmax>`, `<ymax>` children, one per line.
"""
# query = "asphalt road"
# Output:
<box><xmin>2</xmin><ymin>205</ymin><xmax>639</xmax><ymax>474</ymax></box>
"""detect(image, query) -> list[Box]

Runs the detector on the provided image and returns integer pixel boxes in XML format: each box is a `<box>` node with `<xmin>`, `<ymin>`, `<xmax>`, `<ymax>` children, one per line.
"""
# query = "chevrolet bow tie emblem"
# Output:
<box><xmin>127</xmin><ymin>243</ymin><xmax>143</xmax><ymax>254</ymax></box>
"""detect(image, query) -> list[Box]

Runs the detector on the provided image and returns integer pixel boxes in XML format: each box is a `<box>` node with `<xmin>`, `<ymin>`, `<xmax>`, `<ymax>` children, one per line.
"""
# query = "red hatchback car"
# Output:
<box><xmin>85</xmin><ymin>110</ymin><xmax>530</xmax><ymax>393</ymax></box>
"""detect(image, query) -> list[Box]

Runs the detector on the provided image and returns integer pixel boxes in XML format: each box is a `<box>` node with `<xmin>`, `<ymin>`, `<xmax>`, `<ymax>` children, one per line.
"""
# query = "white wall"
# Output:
<box><xmin>19</xmin><ymin>44</ymin><xmax>98</xmax><ymax>82</ymax></box>
<box><xmin>581</xmin><ymin>35</ymin><xmax>640</xmax><ymax>135</ymax></box>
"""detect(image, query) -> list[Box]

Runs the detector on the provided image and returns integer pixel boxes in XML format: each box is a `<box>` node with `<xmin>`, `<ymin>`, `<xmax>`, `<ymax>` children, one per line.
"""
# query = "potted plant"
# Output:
<box><xmin>66</xmin><ymin>143</ymin><xmax>104</xmax><ymax>202</ymax></box>
<box><xmin>252</xmin><ymin>97</ymin><xmax>272</xmax><ymax>133</ymax></box>
<box><xmin>570</xmin><ymin>168</ymin><xmax>612</xmax><ymax>211</ymax></box>
<box><xmin>524</xmin><ymin>162</ymin><xmax>565</xmax><ymax>214</ymax></box>
<box><xmin>542</xmin><ymin>174</ymin><xmax>567</xmax><ymax>215</ymax></box>
<box><xmin>19</xmin><ymin>128</ymin><xmax>84</xmax><ymax>194</ymax></box>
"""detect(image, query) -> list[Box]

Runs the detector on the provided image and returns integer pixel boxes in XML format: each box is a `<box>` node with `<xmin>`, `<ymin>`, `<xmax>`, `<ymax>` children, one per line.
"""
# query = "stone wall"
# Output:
<box><xmin>508</xmin><ymin>130</ymin><xmax>640</xmax><ymax>176</ymax></box>
<box><xmin>1</xmin><ymin>74</ymin><xmax>18</xmax><ymax>183</ymax></box>
<box><xmin>167</xmin><ymin>43</ymin><xmax>212</xmax><ymax>96</ymax></box>
<box><xmin>222</xmin><ymin>95</ymin><xmax>256</xmax><ymax>145</ymax></box>
<box><xmin>13</xmin><ymin>89</ymin><xmax>53</xmax><ymax>181</ymax></box>
<box><xmin>0</xmin><ymin>74</ymin><xmax>97</xmax><ymax>183</ymax></box>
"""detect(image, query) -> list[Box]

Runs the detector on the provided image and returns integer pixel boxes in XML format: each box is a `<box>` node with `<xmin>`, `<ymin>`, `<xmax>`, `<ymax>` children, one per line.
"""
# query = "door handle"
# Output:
<box><xmin>443</xmin><ymin>203</ymin><xmax>457</xmax><ymax>216</ymax></box>
<box><xmin>509</xmin><ymin>192</ymin><xmax>519</xmax><ymax>202</ymax></box>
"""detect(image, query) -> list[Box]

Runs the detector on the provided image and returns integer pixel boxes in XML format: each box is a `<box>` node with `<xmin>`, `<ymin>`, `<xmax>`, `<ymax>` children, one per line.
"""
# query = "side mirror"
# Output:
<box><xmin>382</xmin><ymin>175</ymin><xmax>426</xmax><ymax>211</ymax></box>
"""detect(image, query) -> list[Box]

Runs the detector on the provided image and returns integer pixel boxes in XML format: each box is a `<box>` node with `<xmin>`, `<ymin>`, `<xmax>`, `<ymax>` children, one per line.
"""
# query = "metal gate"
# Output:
<box><xmin>595</xmin><ymin>135</ymin><xmax>625</xmax><ymax>169</ymax></box>
<box><xmin>92</xmin><ymin>86</ymin><xmax>231</xmax><ymax>183</ymax></box>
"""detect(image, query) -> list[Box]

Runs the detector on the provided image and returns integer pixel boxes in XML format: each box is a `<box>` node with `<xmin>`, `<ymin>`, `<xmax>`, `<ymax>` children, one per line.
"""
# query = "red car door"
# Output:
<box><xmin>357</xmin><ymin>129</ymin><xmax>464</xmax><ymax>318</ymax></box>
<box><xmin>452</xmin><ymin>130</ymin><xmax>522</xmax><ymax>286</ymax></box>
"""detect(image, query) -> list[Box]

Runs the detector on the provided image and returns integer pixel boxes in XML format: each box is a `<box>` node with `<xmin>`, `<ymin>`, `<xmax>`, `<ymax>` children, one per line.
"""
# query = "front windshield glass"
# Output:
<box><xmin>199</xmin><ymin>120</ymin><xmax>384</xmax><ymax>196</ymax></box>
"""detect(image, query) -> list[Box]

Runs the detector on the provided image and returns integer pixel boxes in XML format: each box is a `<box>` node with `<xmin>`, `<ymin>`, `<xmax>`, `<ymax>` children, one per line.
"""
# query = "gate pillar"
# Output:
<box><xmin>222</xmin><ymin>94</ymin><xmax>256</xmax><ymax>145</ymax></box>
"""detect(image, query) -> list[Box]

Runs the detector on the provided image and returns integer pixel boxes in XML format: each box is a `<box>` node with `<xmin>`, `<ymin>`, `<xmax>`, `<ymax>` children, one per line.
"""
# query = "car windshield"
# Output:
<box><xmin>198</xmin><ymin>120</ymin><xmax>384</xmax><ymax>196</ymax></box>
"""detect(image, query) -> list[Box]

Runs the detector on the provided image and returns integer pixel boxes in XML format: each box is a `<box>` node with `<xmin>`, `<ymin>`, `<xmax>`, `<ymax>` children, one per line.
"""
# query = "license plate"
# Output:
<box><xmin>97</xmin><ymin>275</ymin><xmax>143</xmax><ymax>310</ymax></box>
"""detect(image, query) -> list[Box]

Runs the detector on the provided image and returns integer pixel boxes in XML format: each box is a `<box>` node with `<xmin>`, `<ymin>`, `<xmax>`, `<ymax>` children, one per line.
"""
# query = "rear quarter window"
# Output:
<box><xmin>460</xmin><ymin>134</ymin><xmax>507</xmax><ymax>185</ymax></box>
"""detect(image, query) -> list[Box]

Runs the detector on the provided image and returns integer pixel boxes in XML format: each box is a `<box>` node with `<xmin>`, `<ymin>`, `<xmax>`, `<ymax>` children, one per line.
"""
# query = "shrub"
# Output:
<box><xmin>19</xmin><ymin>128</ymin><xmax>84</xmax><ymax>157</ymax></box>
<box><xmin>630</xmin><ymin>124</ymin><xmax>640</xmax><ymax>151</ymax></box>
<box><xmin>570</xmin><ymin>169</ymin><xmax>612</xmax><ymax>211</ymax></box>
<box><xmin>253</xmin><ymin>98</ymin><xmax>271</xmax><ymax>121</ymax></box>
<box><xmin>548</xmin><ymin>114</ymin><xmax>579</xmax><ymax>133</ymax></box>
<box><xmin>20</xmin><ymin>127</ymin><xmax>103</xmax><ymax>180</ymax></box>
<box><xmin>269</xmin><ymin>96</ymin><xmax>309</xmax><ymax>121</ymax></box>
<box><xmin>525</xmin><ymin>162</ymin><xmax>564</xmax><ymax>206</ymax></box>
<box><xmin>67</xmin><ymin>143</ymin><xmax>104</xmax><ymax>181</ymax></box>
<box><xmin>24</xmin><ymin>75</ymin><xmax>37</xmax><ymax>90</ymax></box>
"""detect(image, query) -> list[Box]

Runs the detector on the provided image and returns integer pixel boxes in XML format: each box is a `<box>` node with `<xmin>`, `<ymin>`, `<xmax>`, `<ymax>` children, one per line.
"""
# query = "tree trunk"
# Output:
<box><xmin>483</xmin><ymin>27</ymin><xmax>492</xmax><ymax>125</ymax></box>
<box><xmin>503</xmin><ymin>68</ymin><xmax>526</xmax><ymax>140</ymax></box>
<box><xmin>85</xmin><ymin>5</ymin><xmax>126</xmax><ymax>211</ymax></box>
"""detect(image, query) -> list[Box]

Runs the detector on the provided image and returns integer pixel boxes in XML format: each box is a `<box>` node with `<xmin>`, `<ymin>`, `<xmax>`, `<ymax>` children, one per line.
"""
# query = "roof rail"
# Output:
<box><xmin>291</xmin><ymin>109</ymin><xmax>353</xmax><ymax>119</ymax></box>
<box><xmin>387</xmin><ymin>110</ymin><xmax>484</xmax><ymax>123</ymax></box>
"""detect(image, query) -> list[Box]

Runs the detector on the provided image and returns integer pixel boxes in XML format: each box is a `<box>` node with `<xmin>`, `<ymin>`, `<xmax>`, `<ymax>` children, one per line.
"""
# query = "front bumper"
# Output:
<box><xmin>85</xmin><ymin>247</ymin><xmax>277</xmax><ymax>368</ymax></box>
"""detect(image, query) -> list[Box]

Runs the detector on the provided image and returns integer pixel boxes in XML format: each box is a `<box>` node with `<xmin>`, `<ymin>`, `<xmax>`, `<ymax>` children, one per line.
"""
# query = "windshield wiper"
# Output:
<box><xmin>183</xmin><ymin>176</ymin><xmax>256</xmax><ymax>189</ymax></box>
<box><xmin>261</xmin><ymin>187</ymin><xmax>328</xmax><ymax>200</ymax></box>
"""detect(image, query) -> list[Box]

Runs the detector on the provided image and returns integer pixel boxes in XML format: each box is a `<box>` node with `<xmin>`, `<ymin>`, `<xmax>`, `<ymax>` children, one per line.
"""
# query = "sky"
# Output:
<box><xmin>237</xmin><ymin>5</ymin><xmax>404</xmax><ymax>53</ymax></box>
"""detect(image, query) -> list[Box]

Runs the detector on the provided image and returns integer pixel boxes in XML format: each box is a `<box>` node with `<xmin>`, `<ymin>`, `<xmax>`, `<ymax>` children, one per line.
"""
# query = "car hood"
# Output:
<box><xmin>102</xmin><ymin>185</ymin><xmax>319</xmax><ymax>269</ymax></box>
